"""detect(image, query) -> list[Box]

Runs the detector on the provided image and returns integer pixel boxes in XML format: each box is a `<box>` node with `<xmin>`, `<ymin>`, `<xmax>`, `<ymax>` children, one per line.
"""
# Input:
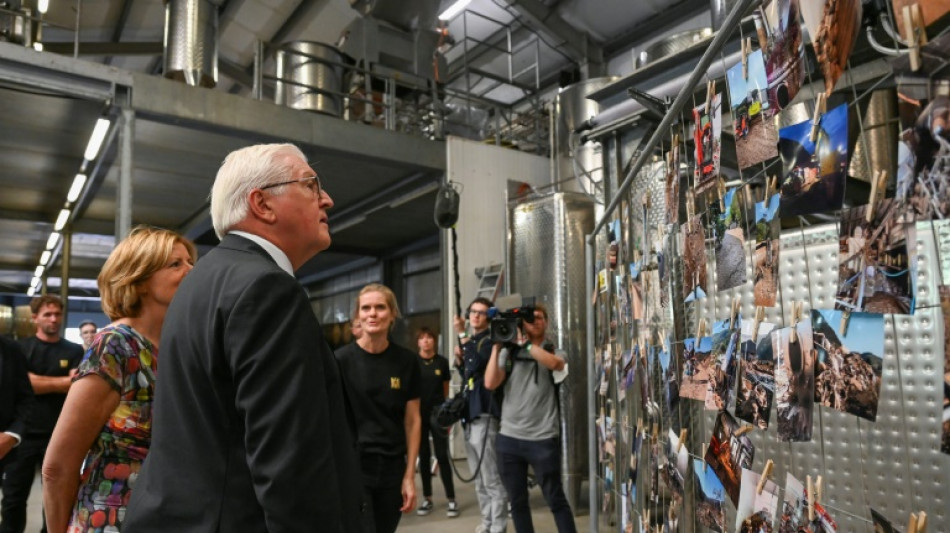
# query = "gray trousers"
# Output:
<box><xmin>465</xmin><ymin>415</ymin><xmax>508</xmax><ymax>533</ymax></box>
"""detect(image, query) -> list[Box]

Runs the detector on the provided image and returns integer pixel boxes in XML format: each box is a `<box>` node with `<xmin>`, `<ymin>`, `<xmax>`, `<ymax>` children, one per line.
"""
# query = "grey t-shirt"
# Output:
<box><xmin>497</xmin><ymin>345</ymin><xmax>563</xmax><ymax>440</ymax></box>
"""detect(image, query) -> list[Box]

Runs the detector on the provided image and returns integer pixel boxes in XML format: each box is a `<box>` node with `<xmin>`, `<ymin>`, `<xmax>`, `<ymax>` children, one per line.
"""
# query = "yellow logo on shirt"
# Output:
<box><xmin>60</xmin><ymin>359</ymin><xmax>69</xmax><ymax>368</ymax></box>
<box><xmin>391</xmin><ymin>377</ymin><xmax>401</xmax><ymax>389</ymax></box>
<box><xmin>435</xmin><ymin>369</ymin><xmax>442</xmax><ymax>376</ymax></box>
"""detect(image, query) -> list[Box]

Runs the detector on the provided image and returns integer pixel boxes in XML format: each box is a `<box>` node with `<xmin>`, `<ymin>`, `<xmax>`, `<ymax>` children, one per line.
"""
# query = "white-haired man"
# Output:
<box><xmin>125</xmin><ymin>143</ymin><xmax>362</xmax><ymax>532</ymax></box>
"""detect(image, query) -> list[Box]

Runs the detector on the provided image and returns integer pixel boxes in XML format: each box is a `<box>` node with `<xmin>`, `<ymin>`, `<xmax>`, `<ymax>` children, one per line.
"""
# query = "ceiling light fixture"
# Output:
<box><xmin>66</xmin><ymin>174</ymin><xmax>87</xmax><ymax>203</ymax></box>
<box><xmin>331</xmin><ymin>215</ymin><xmax>367</xmax><ymax>233</ymax></box>
<box><xmin>33</xmin><ymin>42</ymin><xmax>43</xmax><ymax>52</ymax></box>
<box><xmin>54</xmin><ymin>209</ymin><xmax>70</xmax><ymax>231</ymax></box>
<box><xmin>31</xmin><ymin>276</ymin><xmax>41</xmax><ymax>288</ymax></box>
<box><xmin>83</xmin><ymin>118</ymin><xmax>111</xmax><ymax>161</ymax></box>
<box><xmin>37</xmin><ymin>0</ymin><xmax>49</xmax><ymax>13</ymax></box>
<box><xmin>438</xmin><ymin>0</ymin><xmax>471</xmax><ymax>20</ymax></box>
<box><xmin>27</xmin><ymin>286</ymin><xmax>36</xmax><ymax>296</ymax></box>
<box><xmin>34</xmin><ymin>265</ymin><xmax>45</xmax><ymax>278</ymax></box>
<box><xmin>46</xmin><ymin>232</ymin><xmax>60</xmax><ymax>250</ymax></box>
<box><xmin>40</xmin><ymin>250</ymin><xmax>51</xmax><ymax>265</ymax></box>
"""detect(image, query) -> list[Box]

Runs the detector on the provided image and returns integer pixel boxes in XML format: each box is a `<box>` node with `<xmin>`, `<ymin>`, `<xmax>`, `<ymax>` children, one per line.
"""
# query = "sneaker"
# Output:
<box><xmin>417</xmin><ymin>499</ymin><xmax>434</xmax><ymax>516</ymax></box>
<box><xmin>475</xmin><ymin>526</ymin><xmax>488</xmax><ymax>533</ymax></box>
<box><xmin>447</xmin><ymin>501</ymin><xmax>460</xmax><ymax>518</ymax></box>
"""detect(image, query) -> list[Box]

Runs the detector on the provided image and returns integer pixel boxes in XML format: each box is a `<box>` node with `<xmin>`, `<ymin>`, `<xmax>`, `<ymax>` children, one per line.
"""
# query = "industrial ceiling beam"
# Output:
<box><xmin>104</xmin><ymin>0</ymin><xmax>136</xmax><ymax>65</ymax></box>
<box><xmin>43</xmin><ymin>41</ymin><xmax>163</xmax><ymax>56</ymax></box>
<box><xmin>602</xmin><ymin>0</ymin><xmax>709</xmax><ymax>57</ymax></box>
<box><xmin>499</xmin><ymin>0</ymin><xmax>604</xmax><ymax>73</ymax></box>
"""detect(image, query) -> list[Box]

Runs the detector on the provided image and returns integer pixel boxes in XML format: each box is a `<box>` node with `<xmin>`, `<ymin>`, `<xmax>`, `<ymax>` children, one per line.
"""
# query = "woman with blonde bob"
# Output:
<box><xmin>335</xmin><ymin>283</ymin><xmax>421</xmax><ymax>533</ymax></box>
<box><xmin>42</xmin><ymin>226</ymin><xmax>195</xmax><ymax>533</ymax></box>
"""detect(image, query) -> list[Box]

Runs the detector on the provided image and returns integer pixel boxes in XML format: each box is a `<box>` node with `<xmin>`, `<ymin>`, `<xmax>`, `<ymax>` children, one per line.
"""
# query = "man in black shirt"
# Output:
<box><xmin>1</xmin><ymin>295</ymin><xmax>83</xmax><ymax>533</ymax></box>
<box><xmin>0</xmin><ymin>338</ymin><xmax>34</xmax><ymax>474</ymax></box>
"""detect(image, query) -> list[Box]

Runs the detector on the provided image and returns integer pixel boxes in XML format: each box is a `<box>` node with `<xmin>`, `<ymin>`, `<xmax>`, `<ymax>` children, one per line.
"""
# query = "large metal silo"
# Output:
<box><xmin>274</xmin><ymin>41</ymin><xmax>346</xmax><ymax>117</ymax></box>
<box><xmin>163</xmin><ymin>0</ymin><xmax>218</xmax><ymax>88</ymax></box>
<box><xmin>507</xmin><ymin>191</ymin><xmax>595</xmax><ymax>509</ymax></box>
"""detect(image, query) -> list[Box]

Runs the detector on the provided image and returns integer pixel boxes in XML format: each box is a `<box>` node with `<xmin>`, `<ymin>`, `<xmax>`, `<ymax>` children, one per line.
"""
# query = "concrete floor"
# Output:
<box><xmin>24</xmin><ymin>462</ymin><xmax>593</xmax><ymax>532</ymax></box>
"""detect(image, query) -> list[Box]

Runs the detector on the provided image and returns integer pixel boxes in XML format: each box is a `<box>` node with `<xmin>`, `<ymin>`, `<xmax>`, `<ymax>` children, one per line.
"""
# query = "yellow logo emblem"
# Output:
<box><xmin>390</xmin><ymin>377</ymin><xmax>401</xmax><ymax>389</ymax></box>
<box><xmin>435</xmin><ymin>369</ymin><xmax>441</xmax><ymax>376</ymax></box>
<box><xmin>60</xmin><ymin>359</ymin><xmax>69</xmax><ymax>368</ymax></box>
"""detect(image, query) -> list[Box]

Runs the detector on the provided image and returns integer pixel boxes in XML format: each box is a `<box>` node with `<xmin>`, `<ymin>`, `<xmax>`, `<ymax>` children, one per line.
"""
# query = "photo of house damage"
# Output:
<box><xmin>773</xmin><ymin>318</ymin><xmax>815</xmax><ymax>442</ymax></box>
<box><xmin>896</xmin><ymin>93</ymin><xmax>950</xmax><ymax>222</ymax></box>
<box><xmin>812</xmin><ymin>309</ymin><xmax>884</xmax><ymax>421</ymax></box>
<box><xmin>754</xmin><ymin>0</ymin><xmax>806</xmax><ymax>110</ymax></box>
<box><xmin>714</xmin><ymin>186</ymin><xmax>749</xmax><ymax>292</ymax></box>
<box><xmin>703</xmin><ymin>411</ymin><xmax>755</xmax><ymax>505</ymax></box>
<box><xmin>727</xmin><ymin>48</ymin><xmax>779</xmax><ymax>169</ymax></box>
<box><xmin>754</xmin><ymin>193</ymin><xmax>782</xmax><ymax>307</ymax></box>
<box><xmin>692</xmin><ymin>458</ymin><xmax>727</xmax><ymax>532</ymax></box>
<box><xmin>705</xmin><ymin>317</ymin><xmax>742</xmax><ymax>411</ymax></box>
<box><xmin>683</xmin><ymin>217</ymin><xmax>709</xmax><ymax>303</ymax></box>
<box><xmin>680</xmin><ymin>336</ymin><xmax>714</xmax><ymax>401</ymax></box>
<box><xmin>736</xmin><ymin>321</ymin><xmax>777</xmax><ymax>429</ymax></box>
<box><xmin>736</xmin><ymin>467</ymin><xmax>780</xmax><ymax>533</ymax></box>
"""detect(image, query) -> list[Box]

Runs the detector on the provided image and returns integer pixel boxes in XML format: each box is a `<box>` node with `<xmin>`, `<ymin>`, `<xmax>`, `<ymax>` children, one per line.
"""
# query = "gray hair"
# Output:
<box><xmin>210</xmin><ymin>143</ymin><xmax>306</xmax><ymax>239</ymax></box>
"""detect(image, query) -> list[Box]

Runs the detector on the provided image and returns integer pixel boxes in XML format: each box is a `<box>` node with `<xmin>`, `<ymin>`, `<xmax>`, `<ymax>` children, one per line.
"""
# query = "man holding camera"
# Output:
<box><xmin>454</xmin><ymin>297</ymin><xmax>507</xmax><ymax>533</ymax></box>
<box><xmin>484</xmin><ymin>303</ymin><xmax>577</xmax><ymax>533</ymax></box>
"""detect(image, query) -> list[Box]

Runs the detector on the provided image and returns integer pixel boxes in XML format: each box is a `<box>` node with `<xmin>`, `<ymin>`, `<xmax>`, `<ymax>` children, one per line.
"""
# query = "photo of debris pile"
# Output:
<box><xmin>773</xmin><ymin>318</ymin><xmax>815</xmax><ymax>442</ymax></box>
<box><xmin>692</xmin><ymin>458</ymin><xmax>727</xmax><ymax>533</ymax></box>
<box><xmin>755</xmin><ymin>0</ymin><xmax>806</xmax><ymax>111</ymax></box>
<box><xmin>801</xmin><ymin>0</ymin><xmax>861</xmax><ymax>95</ymax></box>
<box><xmin>778</xmin><ymin>102</ymin><xmax>848</xmax><ymax>218</ymax></box>
<box><xmin>727</xmin><ymin>48</ymin><xmax>779</xmax><ymax>169</ymax></box>
<box><xmin>714</xmin><ymin>187</ymin><xmax>748</xmax><ymax>292</ymax></box>
<box><xmin>683</xmin><ymin>217</ymin><xmax>709</xmax><ymax>303</ymax></box>
<box><xmin>811</xmin><ymin>309</ymin><xmax>884</xmax><ymax>421</ymax></box>
<box><xmin>896</xmin><ymin>94</ymin><xmax>950</xmax><ymax>222</ymax></box>
<box><xmin>693</xmin><ymin>94</ymin><xmax>722</xmax><ymax>195</ymax></box>
<box><xmin>736</xmin><ymin>467</ymin><xmax>780</xmax><ymax>533</ymax></box>
<box><xmin>705</xmin><ymin>318</ymin><xmax>742</xmax><ymax>411</ymax></box>
<box><xmin>704</xmin><ymin>411</ymin><xmax>755</xmax><ymax>505</ymax></box>
<box><xmin>680</xmin><ymin>336</ymin><xmax>714</xmax><ymax>401</ymax></box>
<box><xmin>834</xmin><ymin>200</ymin><xmax>913</xmax><ymax>315</ymax></box>
<box><xmin>663</xmin><ymin>429</ymin><xmax>689</xmax><ymax>509</ymax></box>
<box><xmin>754</xmin><ymin>193</ymin><xmax>782</xmax><ymax>307</ymax></box>
<box><xmin>736</xmin><ymin>321</ymin><xmax>777</xmax><ymax>429</ymax></box>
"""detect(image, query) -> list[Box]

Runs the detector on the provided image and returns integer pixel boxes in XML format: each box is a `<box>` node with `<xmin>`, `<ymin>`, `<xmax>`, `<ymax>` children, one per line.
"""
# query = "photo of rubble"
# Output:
<box><xmin>812</xmin><ymin>309</ymin><xmax>884</xmax><ymax>421</ymax></box>
<box><xmin>736</xmin><ymin>467</ymin><xmax>780</xmax><ymax>533</ymax></box>
<box><xmin>940</xmin><ymin>285</ymin><xmax>950</xmax><ymax>455</ymax></box>
<box><xmin>704</xmin><ymin>411</ymin><xmax>755</xmax><ymax>505</ymax></box>
<box><xmin>896</xmin><ymin>93</ymin><xmax>950</xmax><ymax>222</ymax></box>
<box><xmin>778</xmin><ymin>102</ymin><xmax>848</xmax><ymax>218</ymax></box>
<box><xmin>834</xmin><ymin>201</ymin><xmax>913</xmax><ymax>315</ymax></box>
<box><xmin>693</xmin><ymin>94</ymin><xmax>722</xmax><ymax>195</ymax></box>
<box><xmin>754</xmin><ymin>193</ymin><xmax>782</xmax><ymax>307</ymax></box>
<box><xmin>714</xmin><ymin>186</ymin><xmax>749</xmax><ymax>291</ymax></box>
<box><xmin>755</xmin><ymin>0</ymin><xmax>806</xmax><ymax>110</ymax></box>
<box><xmin>736</xmin><ymin>321</ymin><xmax>777</xmax><ymax>429</ymax></box>
<box><xmin>727</xmin><ymin>49</ymin><xmax>780</xmax><ymax>169</ymax></box>
<box><xmin>706</xmin><ymin>317</ymin><xmax>742</xmax><ymax>411</ymax></box>
<box><xmin>666</xmin><ymin>144</ymin><xmax>681</xmax><ymax>225</ymax></box>
<box><xmin>779</xmin><ymin>473</ymin><xmax>838</xmax><ymax>532</ymax></box>
<box><xmin>692</xmin><ymin>458</ymin><xmax>727</xmax><ymax>532</ymax></box>
<box><xmin>773</xmin><ymin>318</ymin><xmax>815</xmax><ymax>442</ymax></box>
<box><xmin>662</xmin><ymin>429</ymin><xmax>689</xmax><ymax>508</ymax></box>
<box><xmin>680</xmin><ymin>336</ymin><xmax>714</xmax><ymax>401</ymax></box>
<box><xmin>801</xmin><ymin>0</ymin><xmax>861</xmax><ymax>95</ymax></box>
<box><xmin>683</xmin><ymin>216</ymin><xmax>709</xmax><ymax>303</ymax></box>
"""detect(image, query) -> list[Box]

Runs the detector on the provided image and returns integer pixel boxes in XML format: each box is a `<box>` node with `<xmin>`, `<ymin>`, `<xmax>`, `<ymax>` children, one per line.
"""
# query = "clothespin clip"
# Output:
<box><xmin>734</xmin><ymin>425</ymin><xmax>754</xmax><ymax>436</ymax></box>
<box><xmin>808</xmin><ymin>93</ymin><xmax>826</xmax><ymax>143</ymax></box>
<box><xmin>742</xmin><ymin>37</ymin><xmax>752</xmax><ymax>80</ymax></box>
<box><xmin>643</xmin><ymin>510</ymin><xmax>651</xmax><ymax>530</ymax></box>
<box><xmin>807</xmin><ymin>475</ymin><xmax>815</xmax><ymax>521</ymax></box>
<box><xmin>705</xmin><ymin>80</ymin><xmax>716</xmax><ymax>114</ymax></box>
<box><xmin>695</xmin><ymin>318</ymin><xmax>706</xmax><ymax>340</ymax></box>
<box><xmin>840</xmin><ymin>309</ymin><xmax>852</xmax><ymax>336</ymax></box>
<box><xmin>815</xmin><ymin>475</ymin><xmax>823</xmax><ymax>505</ymax></box>
<box><xmin>637</xmin><ymin>416</ymin><xmax>643</xmax><ymax>436</ymax></box>
<box><xmin>676</xmin><ymin>428</ymin><xmax>688</xmax><ymax>453</ymax></box>
<box><xmin>752</xmin><ymin>306</ymin><xmax>765</xmax><ymax>340</ymax></box>
<box><xmin>763</xmin><ymin>175</ymin><xmax>773</xmax><ymax>202</ymax></box>
<box><xmin>918</xmin><ymin>511</ymin><xmax>928</xmax><ymax>532</ymax></box>
<box><xmin>902</xmin><ymin>4</ymin><xmax>926</xmax><ymax>71</ymax></box>
<box><xmin>908</xmin><ymin>512</ymin><xmax>919</xmax><ymax>533</ymax></box>
<box><xmin>651</xmin><ymin>422</ymin><xmax>659</xmax><ymax>443</ymax></box>
<box><xmin>730</xmin><ymin>297</ymin><xmax>741</xmax><ymax>330</ymax></box>
<box><xmin>790</xmin><ymin>302</ymin><xmax>802</xmax><ymax>344</ymax></box>
<box><xmin>756</xmin><ymin>459</ymin><xmax>774</xmax><ymax>494</ymax></box>
<box><xmin>866</xmin><ymin>169</ymin><xmax>886</xmax><ymax>223</ymax></box>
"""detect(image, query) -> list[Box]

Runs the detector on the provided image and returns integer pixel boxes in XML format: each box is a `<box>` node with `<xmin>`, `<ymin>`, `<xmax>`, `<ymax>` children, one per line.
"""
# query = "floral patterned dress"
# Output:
<box><xmin>67</xmin><ymin>324</ymin><xmax>156</xmax><ymax>533</ymax></box>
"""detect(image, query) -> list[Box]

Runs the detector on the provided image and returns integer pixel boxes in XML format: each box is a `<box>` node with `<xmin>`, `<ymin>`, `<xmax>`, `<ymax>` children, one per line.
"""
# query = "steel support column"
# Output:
<box><xmin>117</xmin><ymin>108</ymin><xmax>134</xmax><ymax>241</ymax></box>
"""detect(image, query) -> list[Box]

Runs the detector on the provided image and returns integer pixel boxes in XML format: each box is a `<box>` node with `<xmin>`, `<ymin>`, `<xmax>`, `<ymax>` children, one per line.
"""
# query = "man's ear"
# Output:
<box><xmin>246</xmin><ymin>189</ymin><xmax>278</xmax><ymax>224</ymax></box>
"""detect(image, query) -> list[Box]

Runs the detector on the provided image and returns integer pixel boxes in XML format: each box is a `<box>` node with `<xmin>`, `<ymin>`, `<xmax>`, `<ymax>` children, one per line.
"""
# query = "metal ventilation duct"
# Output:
<box><xmin>635</xmin><ymin>29</ymin><xmax>713</xmax><ymax>69</ymax></box>
<box><xmin>848</xmin><ymin>89</ymin><xmax>898</xmax><ymax>184</ymax></box>
<box><xmin>275</xmin><ymin>42</ymin><xmax>346</xmax><ymax>117</ymax></box>
<box><xmin>553</xmin><ymin>77</ymin><xmax>617</xmax><ymax>194</ymax></box>
<box><xmin>164</xmin><ymin>0</ymin><xmax>218</xmax><ymax>88</ymax></box>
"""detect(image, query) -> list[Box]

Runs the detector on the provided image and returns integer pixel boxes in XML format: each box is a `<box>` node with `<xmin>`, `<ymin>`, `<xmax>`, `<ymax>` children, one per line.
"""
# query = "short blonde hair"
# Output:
<box><xmin>356</xmin><ymin>283</ymin><xmax>401</xmax><ymax>330</ymax></box>
<box><xmin>98</xmin><ymin>226</ymin><xmax>197</xmax><ymax>321</ymax></box>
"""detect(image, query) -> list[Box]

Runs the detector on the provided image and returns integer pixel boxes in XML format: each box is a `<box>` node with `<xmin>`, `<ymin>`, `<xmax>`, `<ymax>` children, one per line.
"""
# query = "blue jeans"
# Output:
<box><xmin>495</xmin><ymin>434</ymin><xmax>577</xmax><ymax>533</ymax></box>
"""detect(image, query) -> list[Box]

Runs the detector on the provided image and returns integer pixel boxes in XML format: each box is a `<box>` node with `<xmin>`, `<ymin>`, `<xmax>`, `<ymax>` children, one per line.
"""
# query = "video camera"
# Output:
<box><xmin>488</xmin><ymin>295</ymin><xmax>537</xmax><ymax>344</ymax></box>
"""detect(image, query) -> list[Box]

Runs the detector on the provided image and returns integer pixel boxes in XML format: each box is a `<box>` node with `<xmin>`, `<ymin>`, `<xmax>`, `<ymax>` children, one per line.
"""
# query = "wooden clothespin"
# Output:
<box><xmin>730</xmin><ymin>297</ymin><xmax>741</xmax><ymax>330</ymax></box>
<box><xmin>815</xmin><ymin>475</ymin><xmax>823</xmax><ymax>504</ymax></box>
<box><xmin>840</xmin><ymin>309</ymin><xmax>852</xmax><ymax>336</ymax></box>
<box><xmin>866</xmin><ymin>170</ymin><xmax>887</xmax><ymax>223</ymax></box>
<box><xmin>705</xmin><ymin>79</ymin><xmax>716</xmax><ymax>114</ymax></box>
<box><xmin>790</xmin><ymin>302</ymin><xmax>803</xmax><ymax>344</ymax></box>
<box><xmin>651</xmin><ymin>422</ymin><xmax>659</xmax><ymax>443</ymax></box>
<box><xmin>908</xmin><ymin>512</ymin><xmax>919</xmax><ymax>533</ymax></box>
<box><xmin>756</xmin><ymin>459</ymin><xmax>774</xmax><ymax>494</ymax></box>
<box><xmin>763</xmin><ymin>175</ymin><xmax>773</xmax><ymax>202</ymax></box>
<box><xmin>676</xmin><ymin>428</ymin><xmax>688</xmax><ymax>453</ymax></box>
<box><xmin>742</xmin><ymin>37</ymin><xmax>752</xmax><ymax>80</ymax></box>
<box><xmin>734</xmin><ymin>425</ymin><xmax>754</xmax><ymax>436</ymax></box>
<box><xmin>752</xmin><ymin>306</ymin><xmax>765</xmax><ymax>340</ymax></box>
<box><xmin>643</xmin><ymin>510</ymin><xmax>650</xmax><ymax>530</ymax></box>
<box><xmin>809</xmin><ymin>93</ymin><xmax>827</xmax><ymax>143</ymax></box>
<box><xmin>717</xmin><ymin>178</ymin><xmax>727</xmax><ymax>212</ymax></box>
<box><xmin>918</xmin><ymin>511</ymin><xmax>928</xmax><ymax>532</ymax></box>
<box><xmin>902</xmin><ymin>4</ymin><xmax>926</xmax><ymax>72</ymax></box>
<box><xmin>696</xmin><ymin>317</ymin><xmax>707</xmax><ymax>340</ymax></box>
<box><xmin>807</xmin><ymin>475</ymin><xmax>815</xmax><ymax>521</ymax></box>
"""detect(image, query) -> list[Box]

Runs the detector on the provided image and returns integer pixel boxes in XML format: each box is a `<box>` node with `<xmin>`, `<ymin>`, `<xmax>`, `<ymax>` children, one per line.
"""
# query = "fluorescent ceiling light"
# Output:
<box><xmin>46</xmin><ymin>232</ymin><xmax>60</xmax><ymax>250</ymax></box>
<box><xmin>37</xmin><ymin>0</ymin><xmax>49</xmax><ymax>13</ymax></box>
<box><xmin>438</xmin><ymin>0</ymin><xmax>471</xmax><ymax>20</ymax></box>
<box><xmin>389</xmin><ymin>182</ymin><xmax>440</xmax><ymax>208</ymax></box>
<box><xmin>40</xmin><ymin>250</ymin><xmax>51</xmax><ymax>265</ymax></box>
<box><xmin>31</xmin><ymin>276</ymin><xmax>41</xmax><ymax>288</ymax></box>
<box><xmin>34</xmin><ymin>265</ymin><xmax>45</xmax><ymax>278</ymax></box>
<box><xmin>27</xmin><ymin>286</ymin><xmax>36</xmax><ymax>296</ymax></box>
<box><xmin>32</xmin><ymin>42</ymin><xmax>43</xmax><ymax>52</ymax></box>
<box><xmin>83</xmin><ymin>118</ymin><xmax>111</xmax><ymax>161</ymax></box>
<box><xmin>332</xmin><ymin>215</ymin><xmax>367</xmax><ymax>233</ymax></box>
<box><xmin>66</xmin><ymin>174</ymin><xmax>87</xmax><ymax>203</ymax></box>
<box><xmin>54</xmin><ymin>209</ymin><xmax>70</xmax><ymax>231</ymax></box>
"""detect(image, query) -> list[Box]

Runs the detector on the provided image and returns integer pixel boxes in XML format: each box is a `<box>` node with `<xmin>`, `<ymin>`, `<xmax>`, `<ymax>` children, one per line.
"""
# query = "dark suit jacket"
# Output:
<box><xmin>124</xmin><ymin>234</ymin><xmax>362</xmax><ymax>533</ymax></box>
<box><xmin>0</xmin><ymin>336</ymin><xmax>34</xmax><ymax>464</ymax></box>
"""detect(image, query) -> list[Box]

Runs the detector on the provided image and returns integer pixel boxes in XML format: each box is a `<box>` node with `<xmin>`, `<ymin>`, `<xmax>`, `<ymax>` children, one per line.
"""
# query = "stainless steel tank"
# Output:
<box><xmin>163</xmin><ymin>0</ymin><xmax>218</xmax><ymax>88</ymax></box>
<box><xmin>275</xmin><ymin>41</ymin><xmax>346</xmax><ymax>117</ymax></box>
<box><xmin>554</xmin><ymin>77</ymin><xmax>617</xmax><ymax>195</ymax></box>
<box><xmin>507</xmin><ymin>191</ymin><xmax>595</xmax><ymax>510</ymax></box>
<box><xmin>848</xmin><ymin>88</ymin><xmax>898</xmax><ymax>184</ymax></box>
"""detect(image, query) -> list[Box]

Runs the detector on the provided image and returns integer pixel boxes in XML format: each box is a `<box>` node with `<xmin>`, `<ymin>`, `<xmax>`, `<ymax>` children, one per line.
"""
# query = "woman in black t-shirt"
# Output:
<box><xmin>335</xmin><ymin>284</ymin><xmax>421</xmax><ymax>533</ymax></box>
<box><xmin>414</xmin><ymin>327</ymin><xmax>459</xmax><ymax>518</ymax></box>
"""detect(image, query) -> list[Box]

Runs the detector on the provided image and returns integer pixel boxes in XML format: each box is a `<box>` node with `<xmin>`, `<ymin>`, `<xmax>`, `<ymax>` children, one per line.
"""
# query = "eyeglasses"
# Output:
<box><xmin>469</xmin><ymin>310</ymin><xmax>488</xmax><ymax>317</ymax></box>
<box><xmin>260</xmin><ymin>175</ymin><xmax>322</xmax><ymax>197</ymax></box>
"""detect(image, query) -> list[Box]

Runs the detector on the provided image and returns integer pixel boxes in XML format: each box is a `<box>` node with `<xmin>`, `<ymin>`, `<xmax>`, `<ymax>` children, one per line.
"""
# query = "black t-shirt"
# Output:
<box><xmin>18</xmin><ymin>336</ymin><xmax>84</xmax><ymax>436</ymax></box>
<box><xmin>417</xmin><ymin>354</ymin><xmax>450</xmax><ymax>414</ymax></box>
<box><xmin>336</xmin><ymin>341</ymin><xmax>421</xmax><ymax>457</ymax></box>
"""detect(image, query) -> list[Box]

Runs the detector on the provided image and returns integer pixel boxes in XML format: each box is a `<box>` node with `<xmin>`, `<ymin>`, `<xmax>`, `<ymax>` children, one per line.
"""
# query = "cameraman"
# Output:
<box><xmin>454</xmin><ymin>297</ymin><xmax>507</xmax><ymax>533</ymax></box>
<box><xmin>484</xmin><ymin>303</ymin><xmax>577</xmax><ymax>533</ymax></box>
